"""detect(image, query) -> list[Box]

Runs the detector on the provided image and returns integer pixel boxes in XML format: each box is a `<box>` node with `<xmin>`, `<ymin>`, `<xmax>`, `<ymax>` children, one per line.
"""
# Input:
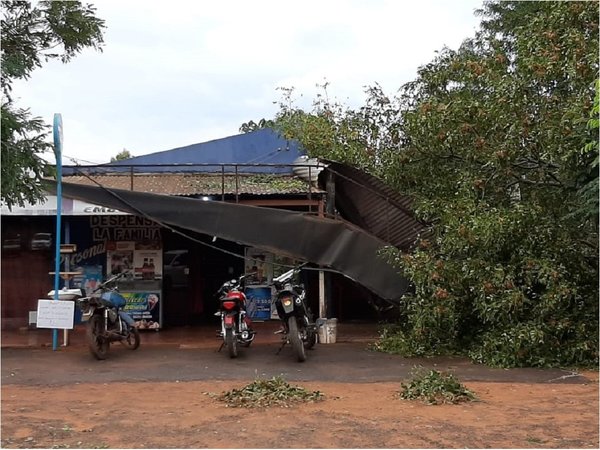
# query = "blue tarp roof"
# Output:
<box><xmin>64</xmin><ymin>128</ymin><xmax>306</xmax><ymax>175</ymax></box>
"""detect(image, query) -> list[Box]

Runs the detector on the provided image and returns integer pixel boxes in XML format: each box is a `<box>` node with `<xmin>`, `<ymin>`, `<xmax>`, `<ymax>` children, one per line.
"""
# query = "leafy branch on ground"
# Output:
<box><xmin>398</xmin><ymin>367</ymin><xmax>477</xmax><ymax>405</ymax></box>
<box><xmin>215</xmin><ymin>375</ymin><xmax>324</xmax><ymax>408</ymax></box>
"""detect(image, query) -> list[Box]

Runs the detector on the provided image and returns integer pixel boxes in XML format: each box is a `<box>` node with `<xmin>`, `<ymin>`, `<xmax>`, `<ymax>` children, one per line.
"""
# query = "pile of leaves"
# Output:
<box><xmin>399</xmin><ymin>368</ymin><xmax>477</xmax><ymax>405</ymax></box>
<box><xmin>217</xmin><ymin>376</ymin><xmax>324</xmax><ymax>408</ymax></box>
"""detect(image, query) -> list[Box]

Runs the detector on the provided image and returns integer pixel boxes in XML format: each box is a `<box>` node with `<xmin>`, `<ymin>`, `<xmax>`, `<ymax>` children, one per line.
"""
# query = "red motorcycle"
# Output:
<box><xmin>216</xmin><ymin>275</ymin><xmax>255</xmax><ymax>358</ymax></box>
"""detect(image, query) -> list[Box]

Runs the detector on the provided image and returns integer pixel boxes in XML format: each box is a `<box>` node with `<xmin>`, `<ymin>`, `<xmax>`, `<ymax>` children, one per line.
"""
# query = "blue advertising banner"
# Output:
<box><xmin>72</xmin><ymin>265</ymin><xmax>103</xmax><ymax>296</ymax></box>
<box><xmin>245</xmin><ymin>286</ymin><xmax>272</xmax><ymax>321</ymax></box>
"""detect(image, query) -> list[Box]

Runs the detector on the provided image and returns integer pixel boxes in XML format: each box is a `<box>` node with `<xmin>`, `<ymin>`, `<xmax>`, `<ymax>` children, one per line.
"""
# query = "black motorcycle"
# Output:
<box><xmin>77</xmin><ymin>271</ymin><xmax>140</xmax><ymax>360</ymax></box>
<box><xmin>273</xmin><ymin>268</ymin><xmax>317</xmax><ymax>362</ymax></box>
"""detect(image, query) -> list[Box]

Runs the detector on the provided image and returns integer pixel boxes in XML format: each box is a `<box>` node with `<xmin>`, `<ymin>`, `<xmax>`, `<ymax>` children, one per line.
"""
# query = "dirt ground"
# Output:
<box><xmin>2</xmin><ymin>373</ymin><xmax>598</xmax><ymax>449</ymax></box>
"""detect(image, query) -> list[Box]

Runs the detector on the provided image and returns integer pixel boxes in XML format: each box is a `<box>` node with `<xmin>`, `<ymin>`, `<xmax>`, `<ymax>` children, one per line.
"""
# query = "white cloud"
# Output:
<box><xmin>10</xmin><ymin>0</ymin><xmax>482</xmax><ymax>164</ymax></box>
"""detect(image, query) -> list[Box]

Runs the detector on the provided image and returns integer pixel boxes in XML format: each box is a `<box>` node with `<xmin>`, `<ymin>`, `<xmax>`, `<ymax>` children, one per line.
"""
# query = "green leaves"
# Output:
<box><xmin>216</xmin><ymin>376</ymin><xmax>324</xmax><ymax>408</ymax></box>
<box><xmin>381</xmin><ymin>0</ymin><xmax>599</xmax><ymax>368</ymax></box>
<box><xmin>1</xmin><ymin>103</ymin><xmax>50</xmax><ymax>209</ymax></box>
<box><xmin>1</xmin><ymin>0</ymin><xmax>105</xmax><ymax>92</ymax></box>
<box><xmin>1</xmin><ymin>0</ymin><xmax>105</xmax><ymax>209</ymax></box>
<box><xmin>259</xmin><ymin>1</ymin><xmax>599</xmax><ymax>368</ymax></box>
<box><xmin>268</xmin><ymin>83</ymin><xmax>401</xmax><ymax>178</ymax></box>
<box><xmin>110</xmin><ymin>149</ymin><xmax>133</xmax><ymax>162</ymax></box>
<box><xmin>399</xmin><ymin>368</ymin><xmax>477</xmax><ymax>405</ymax></box>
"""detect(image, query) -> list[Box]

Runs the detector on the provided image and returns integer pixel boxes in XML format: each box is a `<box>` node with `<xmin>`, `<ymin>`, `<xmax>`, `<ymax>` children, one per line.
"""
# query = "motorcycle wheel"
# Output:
<box><xmin>122</xmin><ymin>326</ymin><xmax>140</xmax><ymax>350</ymax></box>
<box><xmin>225</xmin><ymin>328</ymin><xmax>238</xmax><ymax>358</ymax></box>
<box><xmin>288</xmin><ymin>317</ymin><xmax>306</xmax><ymax>362</ymax></box>
<box><xmin>87</xmin><ymin>314</ymin><xmax>109</xmax><ymax>360</ymax></box>
<box><xmin>302</xmin><ymin>314</ymin><xmax>317</xmax><ymax>349</ymax></box>
<box><xmin>304</xmin><ymin>327</ymin><xmax>317</xmax><ymax>350</ymax></box>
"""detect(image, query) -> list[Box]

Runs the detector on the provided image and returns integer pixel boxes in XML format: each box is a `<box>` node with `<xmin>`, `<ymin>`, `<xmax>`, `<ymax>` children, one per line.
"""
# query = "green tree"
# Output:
<box><xmin>270</xmin><ymin>83</ymin><xmax>402</xmax><ymax>177</ymax></box>
<box><xmin>259</xmin><ymin>1</ymin><xmax>599</xmax><ymax>367</ymax></box>
<box><xmin>1</xmin><ymin>0</ymin><xmax>105</xmax><ymax>209</ymax></box>
<box><xmin>110</xmin><ymin>149</ymin><xmax>133</xmax><ymax>162</ymax></box>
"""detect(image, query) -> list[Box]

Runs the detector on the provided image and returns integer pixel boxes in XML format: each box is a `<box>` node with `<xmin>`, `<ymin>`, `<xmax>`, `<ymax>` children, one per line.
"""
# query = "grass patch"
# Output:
<box><xmin>399</xmin><ymin>367</ymin><xmax>477</xmax><ymax>405</ymax></box>
<box><xmin>217</xmin><ymin>375</ymin><xmax>324</xmax><ymax>408</ymax></box>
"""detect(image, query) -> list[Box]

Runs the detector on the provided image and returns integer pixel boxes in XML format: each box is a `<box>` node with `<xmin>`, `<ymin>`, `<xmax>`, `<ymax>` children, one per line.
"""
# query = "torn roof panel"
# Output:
<box><xmin>318</xmin><ymin>160</ymin><xmax>427</xmax><ymax>250</ymax></box>
<box><xmin>45</xmin><ymin>180</ymin><xmax>408</xmax><ymax>302</ymax></box>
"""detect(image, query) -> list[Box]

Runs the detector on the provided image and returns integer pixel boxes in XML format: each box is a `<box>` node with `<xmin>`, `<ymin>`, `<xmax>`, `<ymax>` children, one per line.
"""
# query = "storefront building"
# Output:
<box><xmin>1</xmin><ymin>185</ymin><xmax>329</xmax><ymax>330</ymax></box>
<box><xmin>2</xmin><ymin>129</ymin><xmax>410</xmax><ymax>330</ymax></box>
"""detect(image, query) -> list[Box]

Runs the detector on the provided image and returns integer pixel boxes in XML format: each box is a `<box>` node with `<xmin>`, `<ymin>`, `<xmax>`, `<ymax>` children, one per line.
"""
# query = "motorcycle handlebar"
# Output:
<box><xmin>93</xmin><ymin>271</ymin><xmax>128</xmax><ymax>293</ymax></box>
<box><xmin>216</xmin><ymin>272</ymin><xmax>257</xmax><ymax>296</ymax></box>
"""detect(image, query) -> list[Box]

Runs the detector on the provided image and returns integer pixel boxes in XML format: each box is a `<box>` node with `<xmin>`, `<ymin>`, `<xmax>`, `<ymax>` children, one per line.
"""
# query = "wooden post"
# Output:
<box><xmin>235</xmin><ymin>165</ymin><xmax>239</xmax><ymax>203</ymax></box>
<box><xmin>326</xmin><ymin>170</ymin><xmax>336</xmax><ymax>218</ymax></box>
<box><xmin>324</xmin><ymin>170</ymin><xmax>336</xmax><ymax>318</ymax></box>
<box><xmin>319</xmin><ymin>271</ymin><xmax>326</xmax><ymax>318</ymax></box>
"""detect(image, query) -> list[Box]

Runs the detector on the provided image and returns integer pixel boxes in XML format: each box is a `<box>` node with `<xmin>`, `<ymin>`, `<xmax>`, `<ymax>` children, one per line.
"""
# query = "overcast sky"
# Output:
<box><xmin>11</xmin><ymin>0</ymin><xmax>483</xmax><ymax>165</ymax></box>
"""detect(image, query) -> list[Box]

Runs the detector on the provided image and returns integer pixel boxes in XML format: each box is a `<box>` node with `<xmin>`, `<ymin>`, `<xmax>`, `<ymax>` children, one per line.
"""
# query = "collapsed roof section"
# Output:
<box><xmin>45</xmin><ymin>180</ymin><xmax>409</xmax><ymax>302</ymax></box>
<box><xmin>318</xmin><ymin>160</ymin><xmax>427</xmax><ymax>251</ymax></box>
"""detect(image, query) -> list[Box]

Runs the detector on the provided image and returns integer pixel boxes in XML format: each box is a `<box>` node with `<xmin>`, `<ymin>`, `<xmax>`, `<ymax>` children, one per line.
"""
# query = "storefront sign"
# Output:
<box><xmin>90</xmin><ymin>216</ymin><xmax>161</xmax><ymax>242</ymax></box>
<box><xmin>0</xmin><ymin>196</ymin><xmax>128</xmax><ymax>216</ymax></box>
<box><xmin>60</xmin><ymin>242</ymin><xmax>106</xmax><ymax>266</ymax></box>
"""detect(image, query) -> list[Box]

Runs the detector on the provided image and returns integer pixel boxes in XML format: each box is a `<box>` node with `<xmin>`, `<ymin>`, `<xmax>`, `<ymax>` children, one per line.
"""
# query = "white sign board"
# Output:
<box><xmin>36</xmin><ymin>300</ymin><xmax>75</xmax><ymax>329</ymax></box>
<box><xmin>1</xmin><ymin>195</ymin><xmax>128</xmax><ymax>216</ymax></box>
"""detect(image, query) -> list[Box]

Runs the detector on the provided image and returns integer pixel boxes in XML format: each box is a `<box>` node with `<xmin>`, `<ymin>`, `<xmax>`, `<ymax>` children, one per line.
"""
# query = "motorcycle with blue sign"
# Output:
<box><xmin>273</xmin><ymin>267</ymin><xmax>317</xmax><ymax>362</ymax></box>
<box><xmin>76</xmin><ymin>271</ymin><xmax>140</xmax><ymax>360</ymax></box>
<box><xmin>215</xmin><ymin>274</ymin><xmax>256</xmax><ymax>358</ymax></box>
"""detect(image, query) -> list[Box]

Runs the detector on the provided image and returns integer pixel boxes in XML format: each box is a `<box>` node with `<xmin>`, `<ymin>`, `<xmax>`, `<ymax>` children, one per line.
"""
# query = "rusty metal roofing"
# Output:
<box><xmin>62</xmin><ymin>173</ymin><xmax>323</xmax><ymax>197</ymax></box>
<box><xmin>318</xmin><ymin>160</ymin><xmax>427</xmax><ymax>250</ymax></box>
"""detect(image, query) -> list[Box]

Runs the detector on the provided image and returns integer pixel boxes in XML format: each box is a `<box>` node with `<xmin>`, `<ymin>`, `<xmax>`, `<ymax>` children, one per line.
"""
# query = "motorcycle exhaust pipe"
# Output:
<box><xmin>105</xmin><ymin>331</ymin><xmax>125</xmax><ymax>342</ymax></box>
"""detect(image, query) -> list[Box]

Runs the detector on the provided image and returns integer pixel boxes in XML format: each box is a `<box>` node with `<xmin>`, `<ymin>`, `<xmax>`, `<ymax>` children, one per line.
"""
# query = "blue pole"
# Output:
<box><xmin>52</xmin><ymin>114</ymin><xmax>63</xmax><ymax>351</ymax></box>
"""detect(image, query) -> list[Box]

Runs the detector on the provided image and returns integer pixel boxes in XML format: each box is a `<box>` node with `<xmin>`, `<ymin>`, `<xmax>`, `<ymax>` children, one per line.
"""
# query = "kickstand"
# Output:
<box><xmin>217</xmin><ymin>341</ymin><xmax>224</xmax><ymax>352</ymax></box>
<box><xmin>275</xmin><ymin>338</ymin><xmax>287</xmax><ymax>355</ymax></box>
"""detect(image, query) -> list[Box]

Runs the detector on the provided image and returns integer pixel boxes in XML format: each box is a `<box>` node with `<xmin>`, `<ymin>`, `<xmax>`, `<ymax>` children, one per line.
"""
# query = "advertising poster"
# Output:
<box><xmin>244</xmin><ymin>248</ymin><xmax>273</xmax><ymax>286</ymax></box>
<box><xmin>121</xmin><ymin>291</ymin><xmax>161</xmax><ymax>330</ymax></box>
<box><xmin>133</xmin><ymin>242</ymin><xmax>162</xmax><ymax>280</ymax></box>
<box><xmin>106</xmin><ymin>241</ymin><xmax>134</xmax><ymax>275</ymax></box>
<box><xmin>72</xmin><ymin>265</ymin><xmax>103</xmax><ymax>296</ymax></box>
<box><xmin>245</xmin><ymin>286</ymin><xmax>273</xmax><ymax>321</ymax></box>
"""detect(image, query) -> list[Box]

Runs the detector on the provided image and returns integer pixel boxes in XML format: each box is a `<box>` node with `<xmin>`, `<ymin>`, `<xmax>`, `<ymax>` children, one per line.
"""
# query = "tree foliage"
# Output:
<box><xmin>1</xmin><ymin>0</ymin><xmax>105</xmax><ymax>209</ymax></box>
<box><xmin>255</xmin><ymin>1</ymin><xmax>599</xmax><ymax>367</ymax></box>
<box><xmin>110</xmin><ymin>149</ymin><xmax>133</xmax><ymax>162</ymax></box>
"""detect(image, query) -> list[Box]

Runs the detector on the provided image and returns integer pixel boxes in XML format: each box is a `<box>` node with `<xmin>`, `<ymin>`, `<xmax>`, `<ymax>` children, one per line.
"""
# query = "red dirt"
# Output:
<box><xmin>2</xmin><ymin>372</ymin><xmax>598</xmax><ymax>449</ymax></box>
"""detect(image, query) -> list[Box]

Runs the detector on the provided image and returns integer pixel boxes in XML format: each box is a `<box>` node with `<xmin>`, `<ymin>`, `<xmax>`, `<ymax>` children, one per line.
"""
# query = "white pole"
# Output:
<box><xmin>319</xmin><ymin>270</ymin><xmax>326</xmax><ymax>318</ymax></box>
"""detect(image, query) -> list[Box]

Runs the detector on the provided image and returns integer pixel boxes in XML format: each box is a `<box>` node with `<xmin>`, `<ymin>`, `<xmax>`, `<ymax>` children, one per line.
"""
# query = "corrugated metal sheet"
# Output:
<box><xmin>63</xmin><ymin>128</ymin><xmax>305</xmax><ymax>175</ymax></box>
<box><xmin>48</xmin><ymin>180</ymin><xmax>410</xmax><ymax>301</ymax></box>
<box><xmin>318</xmin><ymin>161</ymin><xmax>427</xmax><ymax>250</ymax></box>
<box><xmin>62</xmin><ymin>173</ymin><xmax>323</xmax><ymax>196</ymax></box>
